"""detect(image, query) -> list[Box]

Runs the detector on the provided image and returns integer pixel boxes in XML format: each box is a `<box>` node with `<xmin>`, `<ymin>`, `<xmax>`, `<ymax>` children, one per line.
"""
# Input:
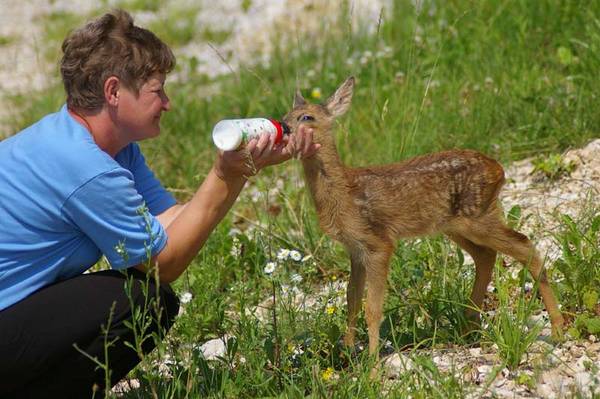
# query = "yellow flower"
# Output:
<box><xmin>326</xmin><ymin>305</ymin><xmax>336</xmax><ymax>315</ymax></box>
<box><xmin>322</xmin><ymin>367</ymin><xmax>334</xmax><ymax>381</ymax></box>
<box><xmin>331</xmin><ymin>275</ymin><xmax>337</xmax><ymax>281</ymax></box>
<box><xmin>311</xmin><ymin>87</ymin><xmax>322</xmax><ymax>99</ymax></box>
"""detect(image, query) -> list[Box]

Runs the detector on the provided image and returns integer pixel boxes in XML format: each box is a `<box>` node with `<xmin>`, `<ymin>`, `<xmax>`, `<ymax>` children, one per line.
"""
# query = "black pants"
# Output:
<box><xmin>0</xmin><ymin>269</ymin><xmax>179</xmax><ymax>398</ymax></box>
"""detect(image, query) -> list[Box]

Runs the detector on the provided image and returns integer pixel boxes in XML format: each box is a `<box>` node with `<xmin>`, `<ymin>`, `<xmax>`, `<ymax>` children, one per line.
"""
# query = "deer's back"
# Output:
<box><xmin>346</xmin><ymin>149</ymin><xmax>505</xmax><ymax>238</ymax></box>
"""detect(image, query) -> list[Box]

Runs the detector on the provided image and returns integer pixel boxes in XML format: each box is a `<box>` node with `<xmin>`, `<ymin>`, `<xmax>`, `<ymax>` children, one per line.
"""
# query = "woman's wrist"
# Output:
<box><xmin>213</xmin><ymin>148</ymin><xmax>259</xmax><ymax>182</ymax></box>
<box><xmin>212</xmin><ymin>162</ymin><xmax>248</xmax><ymax>184</ymax></box>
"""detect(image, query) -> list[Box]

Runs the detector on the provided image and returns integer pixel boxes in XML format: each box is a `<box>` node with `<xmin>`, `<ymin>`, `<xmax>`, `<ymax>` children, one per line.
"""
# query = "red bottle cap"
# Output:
<box><xmin>269</xmin><ymin>119</ymin><xmax>284</xmax><ymax>144</ymax></box>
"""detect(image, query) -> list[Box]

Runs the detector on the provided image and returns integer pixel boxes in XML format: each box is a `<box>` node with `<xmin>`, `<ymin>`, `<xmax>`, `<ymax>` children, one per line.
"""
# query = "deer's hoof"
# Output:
<box><xmin>461</xmin><ymin>321</ymin><xmax>480</xmax><ymax>337</ymax></box>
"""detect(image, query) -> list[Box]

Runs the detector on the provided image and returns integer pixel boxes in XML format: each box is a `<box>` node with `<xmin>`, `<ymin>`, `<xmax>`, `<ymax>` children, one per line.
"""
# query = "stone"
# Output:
<box><xmin>475</xmin><ymin>364</ymin><xmax>494</xmax><ymax>385</ymax></box>
<box><xmin>587</xmin><ymin>342</ymin><xmax>600</xmax><ymax>355</ymax></box>
<box><xmin>542</xmin><ymin>368</ymin><xmax>573</xmax><ymax>395</ymax></box>
<box><xmin>536</xmin><ymin>383</ymin><xmax>556</xmax><ymax>399</ymax></box>
<box><xmin>383</xmin><ymin>353</ymin><xmax>414</xmax><ymax>378</ymax></box>
<box><xmin>469</xmin><ymin>347</ymin><xmax>482</xmax><ymax>357</ymax></box>
<box><xmin>574</xmin><ymin>371</ymin><xmax>592</xmax><ymax>394</ymax></box>
<box><xmin>432</xmin><ymin>354</ymin><xmax>453</xmax><ymax>371</ymax></box>
<box><xmin>199</xmin><ymin>335</ymin><xmax>232</xmax><ymax>360</ymax></box>
<box><xmin>530</xmin><ymin>340</ymin><xmax>553</xmax><ymax>353</ymax></box>
<box><xmin>575</xmin><ymin>354</ymin><xmax>593</xmax><ymax>372</ymax></box>
<box><xmin>570</xmin><ymin>345</ymin><xmax>586</xmax><ymax>358</ymax></box>
<box><xmin>491</xmin><ymin>387</ymin><xmax>514</xmax><ymax>397</ymax></box>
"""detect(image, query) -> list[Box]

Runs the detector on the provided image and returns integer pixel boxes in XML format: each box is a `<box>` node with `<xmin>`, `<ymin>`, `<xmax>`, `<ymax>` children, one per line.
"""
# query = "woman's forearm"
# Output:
<box><xmin>143</xmin><ymin>166</ymin><xmax>247</xmax><ymax>282</ymax></box>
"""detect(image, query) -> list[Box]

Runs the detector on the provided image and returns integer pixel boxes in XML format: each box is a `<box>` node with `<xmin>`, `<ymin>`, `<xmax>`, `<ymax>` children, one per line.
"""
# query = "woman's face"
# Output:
<box><xmin>116</xmin><ymin>73</ymin><xmax>171</xmax><ymax>141</ymax></box>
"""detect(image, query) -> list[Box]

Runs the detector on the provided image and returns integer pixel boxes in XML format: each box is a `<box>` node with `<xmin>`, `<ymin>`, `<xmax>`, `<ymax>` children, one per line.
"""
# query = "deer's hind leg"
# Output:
<box><xmin>457</xmin><ymin>212</ymin><xmax>565</xmax><ymax>336</ymax></box>
<box><xmin>446</xmin><ymin>233</ymin><xmax>497</xmax><ymax>332</ymax></box>
<box><xmin>343</xmin><ymin>248</ymin><xmax>367</xmax><ymax>348</ymax></box>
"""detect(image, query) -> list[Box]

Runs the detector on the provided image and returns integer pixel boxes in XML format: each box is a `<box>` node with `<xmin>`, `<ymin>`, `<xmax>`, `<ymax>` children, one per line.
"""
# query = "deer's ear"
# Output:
<box><xmin>293</xmin><ymin>90</ymin><xmax>306</xmax><ymax>108</ymax></box>
<box><xmin>325</xmin><ymin>76</ymin><xmax>355</xmax><ymax>117</ymax></box>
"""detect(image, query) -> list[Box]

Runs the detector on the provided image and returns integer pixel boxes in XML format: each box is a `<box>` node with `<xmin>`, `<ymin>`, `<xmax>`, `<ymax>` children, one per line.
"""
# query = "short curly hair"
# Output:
<box><xmin>60</xmin><ymin>9</ymin><xmax>176</xmax><ymax>111</ymax></box>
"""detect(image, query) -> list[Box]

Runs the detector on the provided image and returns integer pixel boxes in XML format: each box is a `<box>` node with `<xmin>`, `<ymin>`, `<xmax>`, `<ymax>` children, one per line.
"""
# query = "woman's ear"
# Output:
<box><xmin>104</xmin><ymin>76</ymin><xmax>120</xmax><ymax>107</ymax></box>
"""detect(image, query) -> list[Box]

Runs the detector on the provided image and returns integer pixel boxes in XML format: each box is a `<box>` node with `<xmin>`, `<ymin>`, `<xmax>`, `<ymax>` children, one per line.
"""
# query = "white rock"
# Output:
<box><xmin>542</xmin><ymin>369</ymin><xmax>574</xmax><ymax>398</ymax></box>
<box><xmin>536</xmin><ymin>383</ymin><xmax>557</xmax><ymax>399</ymax></box>
<box><xmin>492</xmin><ymin>387</ymin><xmax>513</xmax><ymax>397</ymax></box>
<box><xmin>433</xmin><ymin>354</ymin><xmax>452</xmax><ymax>370</ymax></box>
<box><xmin>468</xmin><ymin>347</ymin><xmax>482</xmax><ymax>357</ymax></box>
<box><xmin>383</xmin><ymin>353</ymin><xmax>414</xmax><ymax>378</ymax></box>
<box><xmin>570</xmin><ymin>345</ymin><xmax>586</xmax><ymax>358</ymax></box>
<box><xmin>475</xmin><ymin>364</ymin><xmax>494</xmax><ymax>385</ymax></box>
<box><xmin>576</xmin><ymin>354</ymin><xmax>593</xmax><ymax>372</ymax></box>
<box><xmin>548</xmin><ymin>348</ymin><xmax>564</xmax><ymax>366</ymax></box>
<box><xmin>199</xmin><ymin>335</ymin><xmax>232</xmax><ymax>360</ymax></box>
<box><xmin>564</xmin><ymin>340</ymin><xmax>574</xmax><ymax>350</ymax></box>
<box><xmin>530</xmin><ymin>340</ymin><xmax>553</xmax><ymax>353</ymax></box>
<box><xmin>574</xmin><ymin>371</ymin><xmax>592</xmax><ymax>394</ymax></box>
<box><xmin>587</xmin><ymin>343</ymin><xmax>600</xmax><ymax>355</ymax></box>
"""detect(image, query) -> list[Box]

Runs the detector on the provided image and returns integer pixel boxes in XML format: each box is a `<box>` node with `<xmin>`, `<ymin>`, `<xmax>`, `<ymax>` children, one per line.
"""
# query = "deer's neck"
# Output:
<box><xmin>302</xmin><ymin>135</ymin><xmax>350</xmax><ymax>215</ymax></box>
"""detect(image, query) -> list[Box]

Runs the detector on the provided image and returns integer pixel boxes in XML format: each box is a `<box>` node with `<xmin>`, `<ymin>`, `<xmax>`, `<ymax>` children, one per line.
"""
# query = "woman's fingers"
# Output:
<box><xmin>251</xmin><ymin>133</ymin><xmax>272</xmax><ymax>159</ymax></box>
<box><xmin>293</xmin><ymin>124</ymin><xmax>317</xmax><ymax>159</ymax></box>
<box><xmin>295</xmin><ymin>125</ymin><xmax>307</xmax><ymax>158</ymax></box>
<box><xmin>303</xmin><ymin>127</ymin><xmax>313</xmax><ymax>156</ymax></box>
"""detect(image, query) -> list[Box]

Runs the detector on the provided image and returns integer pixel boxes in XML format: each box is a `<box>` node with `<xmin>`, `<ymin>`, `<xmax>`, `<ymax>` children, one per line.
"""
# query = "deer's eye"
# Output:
<box><xmin>298</xmin><ymin>114</ymin><xmax>315</xmax><ymax>122</ymax></box>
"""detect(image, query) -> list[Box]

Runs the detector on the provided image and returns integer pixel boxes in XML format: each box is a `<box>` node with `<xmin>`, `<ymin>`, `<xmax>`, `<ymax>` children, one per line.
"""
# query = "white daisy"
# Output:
<box><xmin>276</xmin><ymin>248</ymin><xmax>290</xmax><ymax>260</ymax></box>
<box><xmin>180</xmin><ymin>292</ymin><xmax>193</xmax><ymax>304</ymax></box>
<box><xmin>289</xmin><ymin>250</ymin><xmax>302</xmax><ymax>261</ymax></box>
<box><xmin>264</xmin><ymin>261</ymin><xmax>277</xmax><ymax>275</ymax></box>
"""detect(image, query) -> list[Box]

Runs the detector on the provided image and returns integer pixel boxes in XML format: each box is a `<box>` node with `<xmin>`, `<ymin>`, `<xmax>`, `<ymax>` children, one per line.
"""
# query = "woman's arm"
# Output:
<box><xmin>141</xmin><ymin>165</ymin><xmax>246</xmax><ymax>282</ymax></box>
<box><xmin>156</xmin><ymin>203</ymin><xmax>186</xmax><ymax>229</ymax></box>
<box><xmin>136</xmin><ymin>125</ymin><xmax>319</xmax><ymax>283</ymax></box>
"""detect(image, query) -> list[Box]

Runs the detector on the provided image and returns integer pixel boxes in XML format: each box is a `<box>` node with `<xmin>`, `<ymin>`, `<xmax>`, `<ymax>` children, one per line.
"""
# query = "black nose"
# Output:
<box><xmin>281</xmin><ymin>121</ymin><xmax>291</xmax><ymax>135</ymax></box>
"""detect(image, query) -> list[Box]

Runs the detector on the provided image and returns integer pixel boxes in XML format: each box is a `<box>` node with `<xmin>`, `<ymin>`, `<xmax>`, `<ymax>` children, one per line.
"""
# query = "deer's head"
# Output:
<box><xmin>283</xmin><ymin>76</ymin><xmax>355</xmax><ymax>144</ymax></box>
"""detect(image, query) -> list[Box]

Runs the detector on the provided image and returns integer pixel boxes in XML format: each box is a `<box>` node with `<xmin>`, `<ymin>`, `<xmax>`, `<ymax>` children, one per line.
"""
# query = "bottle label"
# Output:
<box><xmin>212</xmin><ymin>118</ymin><xmax>287</xmax><ymax>151</ymax></box>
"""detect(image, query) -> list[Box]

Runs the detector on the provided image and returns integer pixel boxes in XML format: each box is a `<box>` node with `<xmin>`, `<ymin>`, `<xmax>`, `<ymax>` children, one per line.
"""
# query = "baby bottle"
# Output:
<box><xmin>212</xmin><ymin>118</ymin><xmax>290</xmax><ymax>151</ymax></box>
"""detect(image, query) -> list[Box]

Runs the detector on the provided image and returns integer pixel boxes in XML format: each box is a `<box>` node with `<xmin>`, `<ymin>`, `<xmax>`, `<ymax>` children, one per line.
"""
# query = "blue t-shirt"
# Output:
<box><xmin>0</xmin><ymin>104</ymin><xmax>177</xmax><ymax>311</ymax></box>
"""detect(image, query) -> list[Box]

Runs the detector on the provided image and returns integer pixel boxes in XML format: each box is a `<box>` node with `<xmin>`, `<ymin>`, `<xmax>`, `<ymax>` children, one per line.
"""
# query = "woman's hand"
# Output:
<box><xmin>214</xmin><ymin>124</ymin><xmax>320</xmax><ymax>180</ymax></box>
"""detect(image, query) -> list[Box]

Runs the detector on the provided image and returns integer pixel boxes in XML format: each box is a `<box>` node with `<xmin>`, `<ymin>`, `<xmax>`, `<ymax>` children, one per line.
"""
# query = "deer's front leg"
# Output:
<box><xmin>343</xmin><ymin>250</ymin><xmax>366</xmax><ymax>348</ymax></box>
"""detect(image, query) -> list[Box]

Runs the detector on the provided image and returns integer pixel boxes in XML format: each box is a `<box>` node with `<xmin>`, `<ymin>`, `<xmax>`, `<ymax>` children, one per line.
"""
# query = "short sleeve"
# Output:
<box><xmin>120</xmin><ymin>144</ymin><xmax>177</xmax><ymax>216</ymax></box>
<box><xmin>61</xmin><ymin>168</ymin><xmax>168</xmax><ymax>269</ymax></box>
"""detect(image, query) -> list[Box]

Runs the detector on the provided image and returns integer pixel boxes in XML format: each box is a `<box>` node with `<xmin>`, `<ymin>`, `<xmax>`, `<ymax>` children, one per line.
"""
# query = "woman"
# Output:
<box><xmin>0</xmin><ymin>9</ymin><xmax>318</xmax><ymax>397</ymax></box>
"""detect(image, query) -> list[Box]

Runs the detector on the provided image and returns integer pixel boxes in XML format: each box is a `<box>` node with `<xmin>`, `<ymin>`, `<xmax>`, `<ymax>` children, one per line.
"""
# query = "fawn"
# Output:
<box><xmin>283</xmin><ymin>76</ymin><xmax>564</xmax><ymax>360</ymax></box>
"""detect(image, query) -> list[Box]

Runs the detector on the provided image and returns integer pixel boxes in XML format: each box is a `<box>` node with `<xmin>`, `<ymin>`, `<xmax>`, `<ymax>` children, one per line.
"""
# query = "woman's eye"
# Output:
<box><xmin>298</xmin><ymin>115</ymin><xmax>314</xmax><ymax>121</ymax></box>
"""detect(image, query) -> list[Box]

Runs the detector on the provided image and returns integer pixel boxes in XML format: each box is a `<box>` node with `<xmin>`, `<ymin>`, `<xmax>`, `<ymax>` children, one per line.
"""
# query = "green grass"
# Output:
<box><xmin>148</xmin><ymin>7</ymin><xmax>201</xmax><ymax>47</ymax></box>
<box><xmin>38</xmin><ymin>10</ymin><xmax>91</xmax><ymax>61</ymax></box>
<box><xmin>117</xmin><ymin>0</ymin><xmax>163</xmax><ymax>12</ymax></box>
<box><xmin>0</xmin><ymin>35</ymin><xmax>15</xmax><ymax>46</ymax></box>
<box><xmin>4</xmin><ymin>0</ymin><xmax>600</xmax><ymax>397</ymax></box>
